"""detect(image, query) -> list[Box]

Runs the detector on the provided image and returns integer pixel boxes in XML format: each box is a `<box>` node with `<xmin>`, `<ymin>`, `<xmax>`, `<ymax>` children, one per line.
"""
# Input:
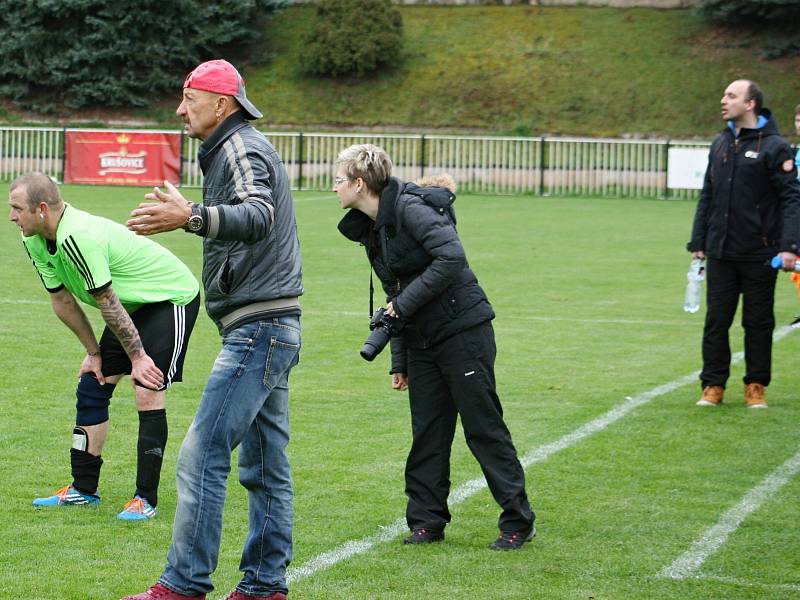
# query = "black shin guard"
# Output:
<box><xmin>136</xmin><ymin>409</ymin><xmax>167</xmax><ymax>507</ymax></box>
<box><xmin>70</xmin><ymin>448</ymin><xmax>103</xmax><ymax>495</ymax></box>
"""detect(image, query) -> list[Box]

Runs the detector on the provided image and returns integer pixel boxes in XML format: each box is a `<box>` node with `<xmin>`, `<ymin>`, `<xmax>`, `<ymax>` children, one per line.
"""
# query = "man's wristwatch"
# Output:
<box><xmin>184</xmin><ymin>203</ymin><xmax>204</xmax><ymax>233</ymax></box>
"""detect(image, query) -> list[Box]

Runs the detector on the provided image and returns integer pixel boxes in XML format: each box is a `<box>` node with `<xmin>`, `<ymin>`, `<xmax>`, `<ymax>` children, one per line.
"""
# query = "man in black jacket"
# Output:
<box><xmin>336</xmin><ymin>144</ymin><xmax>535</xmax><ymax>551</ymax></box>
<box><xmin>688</xmin><ymin>79</ymin><xmax>800</xmax><ymax>408</ymax></box>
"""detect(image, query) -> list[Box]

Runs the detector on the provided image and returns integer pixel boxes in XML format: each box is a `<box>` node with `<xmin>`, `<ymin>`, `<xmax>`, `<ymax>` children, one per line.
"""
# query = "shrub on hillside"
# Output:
<box><xmin>700</xmin><ymin>0</ymin><xmax>800</xmax><ymax>58</ymax></box>
<box><xmin>299</xmin><ymin>0</ymin><xmax>403</xmax><ymax>78</ymax></box>
<box><xmin>0</xmin><ymin>0</ymin><xmax>282</xmax><ymax>112</ymax></box>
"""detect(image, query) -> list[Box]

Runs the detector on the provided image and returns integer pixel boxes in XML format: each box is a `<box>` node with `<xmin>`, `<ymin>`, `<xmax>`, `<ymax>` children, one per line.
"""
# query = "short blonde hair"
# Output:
<box><xmin>336</xmin><ymin>144</ymin><xmax>393</xmax><ymax>195</ymax></box>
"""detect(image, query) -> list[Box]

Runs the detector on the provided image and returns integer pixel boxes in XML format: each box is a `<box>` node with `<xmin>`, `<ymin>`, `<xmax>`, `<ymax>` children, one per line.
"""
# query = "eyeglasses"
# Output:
<box><xmin>334</xmin><ymin>176</ymin><xmax>349</xmax><ymax>185</ymax></box>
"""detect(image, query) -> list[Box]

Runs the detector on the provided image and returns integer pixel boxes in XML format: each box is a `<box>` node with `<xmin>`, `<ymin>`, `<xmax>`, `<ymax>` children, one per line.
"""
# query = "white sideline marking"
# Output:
<box><xmin>337</xmin><ymin>310</ymin><xmax>698</xmax><ymax>327</ymax></box>
<box><xmin>0</xmin><ymin>297</ymin><xmax>209</xmax><ymax>314</ymax></box>
<box><xmin>287</xmin><ymin>325</ymin><xmax>793</xmax><ymax>584</ymax></box>
<box><xmin>505</xmin><ymin>315</ymin><xmax>700</xmax><ymax>327</ymax></box>
<box><xmin>286</xmin><ymin>518</ymin><xmax>408</xmax><ymax>583</ymax></box>
<box><xmin>658</xmin><ymin>445</ymin><xmax>800</xmax><ymax>581</ymax></box>
<box><xmin>0</xmin><ymin>298</ymin><xmax>49</xmax><ymax>305</ymax></box>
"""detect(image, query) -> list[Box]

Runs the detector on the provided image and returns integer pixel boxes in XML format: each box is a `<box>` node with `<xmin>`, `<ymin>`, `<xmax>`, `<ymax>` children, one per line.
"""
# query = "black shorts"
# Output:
<box><xmin>99</xmin><ymin>294</ymin><xmax>200</xmax><ymax>390</ymax></box>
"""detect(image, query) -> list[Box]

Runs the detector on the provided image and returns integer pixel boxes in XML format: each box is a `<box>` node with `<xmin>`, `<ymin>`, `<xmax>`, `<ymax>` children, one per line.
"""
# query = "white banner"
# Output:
<box><xmin>667</xmin><ymin>147</ymin><xmax>708</xmax><ymax>190</ymax></box>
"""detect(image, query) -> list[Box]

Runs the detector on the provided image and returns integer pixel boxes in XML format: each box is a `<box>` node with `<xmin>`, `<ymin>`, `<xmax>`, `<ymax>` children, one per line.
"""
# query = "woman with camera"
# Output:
<box><xmin>335</xmin><ymin>144</ymin><xmax>535</xmax><ymax>550</ymax></box>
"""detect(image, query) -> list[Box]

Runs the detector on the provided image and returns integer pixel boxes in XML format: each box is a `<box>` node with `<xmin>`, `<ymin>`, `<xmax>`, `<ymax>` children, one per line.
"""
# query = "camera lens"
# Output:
<box><xmin>360</xmin><ymin>325</ymin><xmax>392</xmax><ymax>361</ymax></box>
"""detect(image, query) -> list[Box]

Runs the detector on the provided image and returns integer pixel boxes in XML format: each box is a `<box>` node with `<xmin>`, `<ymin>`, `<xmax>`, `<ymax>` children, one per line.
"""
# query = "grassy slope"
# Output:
<box><xmin>2</xmin><ymin>6</ymin><xmax>799</xmax><ymax>139</ymax></box>
<box><xmin>239</xmin><ymin>5</ymin><xmax>800</xmax><ymax>138</ymax></box>
<box><xmin>1</xmin><ymin>185</ymin><xmax>799</xmax><ymax>599</ymax></box>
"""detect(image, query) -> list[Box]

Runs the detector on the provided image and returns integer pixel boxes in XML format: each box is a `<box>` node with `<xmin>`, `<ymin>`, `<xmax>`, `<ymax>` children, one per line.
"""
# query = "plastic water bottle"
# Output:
<box><xmin>770</xmin><ymin>255</ymin><xmax>800</xmax><ymax>271</ymax></box>
<box><xmin>683</xmin><ymin>258</ymin><xmax>706</xmax><ymax>313</ymax></box>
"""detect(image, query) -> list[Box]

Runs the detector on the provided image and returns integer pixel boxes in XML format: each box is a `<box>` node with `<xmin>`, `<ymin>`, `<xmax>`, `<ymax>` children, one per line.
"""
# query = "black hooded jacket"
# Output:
<box><xmin>338</xmin><ymin>177</ymin><xmax>494</xmax><ymax>373</ymax></box>
<box><xmin>688</xmin><ymin>109</ymin><xmax>800</xmax><ymax>261</ymax></box>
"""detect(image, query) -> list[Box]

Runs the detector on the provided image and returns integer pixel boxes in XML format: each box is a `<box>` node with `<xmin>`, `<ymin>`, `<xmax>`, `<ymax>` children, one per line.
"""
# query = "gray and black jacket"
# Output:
<box><xmin>688</xmin><ymin>109</ymin><xmax>800</xmax><ymax>261</ymax></box>
<box><xmin>191</xmin><ymin>112</ymin><xmax>303</xmax><ymax>333</ymax></box>
<box><xmin>338</xmin><ymin>177</ymin><xmax>494</xmax><ymax>373</ymax></box>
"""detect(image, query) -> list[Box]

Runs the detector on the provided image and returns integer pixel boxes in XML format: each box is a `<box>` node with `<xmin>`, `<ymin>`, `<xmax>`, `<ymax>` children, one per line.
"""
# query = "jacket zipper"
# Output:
<box><xmin>721</xmin><ymin>136</ymin><xmax>737</xmax><ymax>253</ymax></box>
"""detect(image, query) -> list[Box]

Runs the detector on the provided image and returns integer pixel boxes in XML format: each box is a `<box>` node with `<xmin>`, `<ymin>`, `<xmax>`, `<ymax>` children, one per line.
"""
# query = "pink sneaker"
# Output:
<box><xmin>120</xmin><ymin>583</ymin><xmax>205</xmax><ymax>600</ymax></box>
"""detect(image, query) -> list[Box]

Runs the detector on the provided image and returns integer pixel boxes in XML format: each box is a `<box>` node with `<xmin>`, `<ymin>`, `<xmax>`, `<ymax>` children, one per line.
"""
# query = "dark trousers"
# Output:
<box><xmin>701</xmin><ymin>257</ymin><xmax>777</xmax><ymax>388</ymax></box>
<box><xmin>404</xmin><ymin>321</ymin><xmax>534</xmax><ymax>533</ymax></box>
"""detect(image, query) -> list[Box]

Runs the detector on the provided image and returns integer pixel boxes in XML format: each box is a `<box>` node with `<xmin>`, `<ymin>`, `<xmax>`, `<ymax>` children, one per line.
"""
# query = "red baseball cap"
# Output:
<box><xmin>183</xmin><ymin>59</ymin><xmax>262</xmax><ymax>120</ymax></box>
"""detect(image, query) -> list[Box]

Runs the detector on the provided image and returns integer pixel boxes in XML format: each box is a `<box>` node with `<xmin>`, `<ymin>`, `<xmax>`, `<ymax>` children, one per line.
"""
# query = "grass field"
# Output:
<box><xmin>1</xmin><ymin>183</ymin><xmax>799</xmax><ymax>599</ymax></box>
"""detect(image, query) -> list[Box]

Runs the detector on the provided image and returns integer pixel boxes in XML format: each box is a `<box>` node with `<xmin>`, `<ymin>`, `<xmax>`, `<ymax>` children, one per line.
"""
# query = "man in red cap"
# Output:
<box><xmin>122</xmin><ymin>58</ymin><xmax>303</xmax><ymax>600</ymax></box>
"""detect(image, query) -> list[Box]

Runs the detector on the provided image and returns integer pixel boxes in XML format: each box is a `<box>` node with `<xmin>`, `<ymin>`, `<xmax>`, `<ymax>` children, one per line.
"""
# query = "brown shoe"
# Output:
<box><xmin>697</xmin><ymin>385</ymin><xmax>724</xmax><ymax>406</ymax></box>
<box><xmin>744</xmin><ymin>383</ymin><xmax>768</xmax><ymax>409</ymax></box>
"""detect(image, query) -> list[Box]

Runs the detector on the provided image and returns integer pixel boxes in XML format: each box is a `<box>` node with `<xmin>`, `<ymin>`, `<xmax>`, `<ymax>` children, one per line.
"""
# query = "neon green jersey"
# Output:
<box><xmin>23</xmin><ymin>203</ymin><xmax>199</xmax><ymax>312</ymax></box>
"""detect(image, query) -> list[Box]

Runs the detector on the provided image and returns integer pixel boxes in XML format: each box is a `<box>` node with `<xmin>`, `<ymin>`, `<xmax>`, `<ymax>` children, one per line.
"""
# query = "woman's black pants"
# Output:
<box><xmin>404</xmin><ymin>321</ymin><xmax>534</xmax><ymax>533</ymax></box>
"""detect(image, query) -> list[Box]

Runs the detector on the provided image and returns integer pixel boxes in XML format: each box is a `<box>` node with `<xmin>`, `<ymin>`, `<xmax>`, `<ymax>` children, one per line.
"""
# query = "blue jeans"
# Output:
<box><xmin>160</xmin><ymin>317</ymin><xmax>301</xmax><ymax>596</ymax></box>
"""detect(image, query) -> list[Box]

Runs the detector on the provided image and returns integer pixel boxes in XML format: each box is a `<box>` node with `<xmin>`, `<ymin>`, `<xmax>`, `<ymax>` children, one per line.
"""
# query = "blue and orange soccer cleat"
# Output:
<box><xmin>117</xmin><ymin>496</ymin><xmax>156</xmax><ymax>521</ymax></box>
<box><xmin>32</xmin><ymin>485</ymin><xmax>100</xmax><ymax>508</ymax></box>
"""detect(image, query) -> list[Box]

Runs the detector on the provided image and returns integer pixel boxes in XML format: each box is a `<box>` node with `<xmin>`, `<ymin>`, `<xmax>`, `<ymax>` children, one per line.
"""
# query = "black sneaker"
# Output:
<box><xmin>403</xmin><ymin>528</ymin><xmax>444</xmax><ymax>544</ymax></box>
<box><xmin>490</xmin><ymin>525</ymin><xmax>536</xmax><ymax>550</ymax></box>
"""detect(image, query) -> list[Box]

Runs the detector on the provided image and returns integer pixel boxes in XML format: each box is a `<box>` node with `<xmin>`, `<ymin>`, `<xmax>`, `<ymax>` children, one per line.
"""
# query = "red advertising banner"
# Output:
<box><xmin>64</xmin><ymin>129</ymin><xmax>181</xmax><ymax>186</ymax></box>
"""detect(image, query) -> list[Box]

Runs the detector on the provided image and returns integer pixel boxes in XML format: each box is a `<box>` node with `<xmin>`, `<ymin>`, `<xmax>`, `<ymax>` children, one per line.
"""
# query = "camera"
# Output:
<box><xmin>360</xmin><ymin>307</ymin><xmax>401</xmax><ymax>361</ymax></box>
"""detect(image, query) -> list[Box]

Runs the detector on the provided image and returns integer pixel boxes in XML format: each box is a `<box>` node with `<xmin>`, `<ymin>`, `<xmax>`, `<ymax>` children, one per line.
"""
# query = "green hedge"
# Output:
<box><xmin>299</xmin><ymin>0</ymin><xmax>403</xmax><ymax>77</ymax></box>
<box><xmin>0</xmin><ymin>0</ymin><xmax>282</xmax><ymax>111</ymax></box>
<box><xmin>700</xmin><ymin>0</ymin><xmax>800</xmax><ymax>58</ymax></box>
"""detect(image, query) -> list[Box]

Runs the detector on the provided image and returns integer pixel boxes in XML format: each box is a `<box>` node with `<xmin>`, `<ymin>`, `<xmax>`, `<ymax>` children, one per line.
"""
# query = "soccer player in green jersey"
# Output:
<box><xmin>8</xmin><ymin>172</ymin><xmax>201</xmax><ymax>521</ymax></box>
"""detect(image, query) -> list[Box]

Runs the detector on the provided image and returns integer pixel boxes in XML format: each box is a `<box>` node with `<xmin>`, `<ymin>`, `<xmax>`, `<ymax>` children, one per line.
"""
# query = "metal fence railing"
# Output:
<box><xmin>546</xmin><ymin>137</ymin><xmax>667</xmax><ymax>198</ymax></box>
<box><xmin>0</xmin><ymin>127</ymin><xmax>63</xmax><ymax>182</ymax></box>
<box><xmin>424</xmin><ymin>135</ymin><xmax>543</xmax><ymax>195</ymax></box>
<box><xmin>1</xmin><ymin>126</ymin><xmax>710</xmax><ymax>198</ymax></box>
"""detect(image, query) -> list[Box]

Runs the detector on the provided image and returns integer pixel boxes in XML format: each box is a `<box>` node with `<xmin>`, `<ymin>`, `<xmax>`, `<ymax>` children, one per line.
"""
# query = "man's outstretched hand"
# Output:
<box><xmin>127</xmin><ymin>180</ymin><xmax>192</xmax><ymax>235</ymax></box>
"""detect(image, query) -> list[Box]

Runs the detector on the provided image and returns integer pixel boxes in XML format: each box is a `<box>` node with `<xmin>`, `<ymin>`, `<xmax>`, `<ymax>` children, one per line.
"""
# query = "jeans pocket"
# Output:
<box><xmin>264</xmin><ymin>333</ymin><xmax>300</xmax><ymax>387</ymax></box>
<box><xmin>220</xmin><ymin>323</ymin><xmax>260</xmax><ymax>377</ymax></box>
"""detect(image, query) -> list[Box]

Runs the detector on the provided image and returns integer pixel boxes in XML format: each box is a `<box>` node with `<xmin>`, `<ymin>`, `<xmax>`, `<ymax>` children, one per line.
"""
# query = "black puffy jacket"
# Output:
<box><xmin>688</xmin><ymin>109</ymin><xmax>800</xmax><ymax>261</ymax></box>
<box><xmin>338</xmin><ymin>177</ymin><xmax>494</xmax><ymax>372</ymax></box>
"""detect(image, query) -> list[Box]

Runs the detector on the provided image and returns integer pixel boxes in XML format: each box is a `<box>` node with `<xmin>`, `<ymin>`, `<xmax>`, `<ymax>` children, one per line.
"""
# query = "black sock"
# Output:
<box><xmin>70</xmin><ymin>449</ymin><xmax>103</xmax><ymax>495</ymax></box>
<box><xmin>135</xmin><ymin>409</ymin><xmax>167</xmax><ymax>507</ymax></box>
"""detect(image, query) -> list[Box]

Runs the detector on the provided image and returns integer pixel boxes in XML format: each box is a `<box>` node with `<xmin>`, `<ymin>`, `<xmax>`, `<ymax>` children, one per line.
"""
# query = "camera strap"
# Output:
<box><xmin>369</xmin><ymin>270</ymin><xmax>375</xmax><ymax>317</ymax></box>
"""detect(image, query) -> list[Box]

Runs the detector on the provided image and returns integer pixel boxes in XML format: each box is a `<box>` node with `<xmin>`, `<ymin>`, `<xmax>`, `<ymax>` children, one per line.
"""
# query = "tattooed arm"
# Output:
<box><xmin>91</xmin><ymin>285</ymin><xmax>163</xmax><ymax>389</ymax></box>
